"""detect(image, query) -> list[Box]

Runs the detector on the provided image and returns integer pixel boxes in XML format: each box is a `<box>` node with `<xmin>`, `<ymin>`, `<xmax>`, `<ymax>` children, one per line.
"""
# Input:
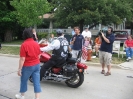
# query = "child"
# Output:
<box><xmin>84</xmin><ymin>37</ymin><xmax>92</xmax><ymax>49</ymax></box>
<box><xmin>82</xmin><ymin>37</ymin><xmax>92</xmax><ymax>61</ymax></box>
<box><xmin>94</xmin><ymin>35</ymin><xmax>101</xmax><ymax>57</ymax></box>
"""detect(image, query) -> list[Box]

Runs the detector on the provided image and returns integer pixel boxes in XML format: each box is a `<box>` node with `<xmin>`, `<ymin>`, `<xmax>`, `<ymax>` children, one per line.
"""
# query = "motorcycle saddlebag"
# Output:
<box><xmin>63</xmin><ymin>64</ymin><xmax>78</xmax><ymax>77</ymax></box>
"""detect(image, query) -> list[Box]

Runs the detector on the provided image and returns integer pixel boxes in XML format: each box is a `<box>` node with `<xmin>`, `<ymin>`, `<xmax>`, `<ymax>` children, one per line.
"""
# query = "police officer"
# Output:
<box><xmin>40</xmin><ymin>29</ymin><xmax>69</xmax><ymax>80</ymax></box>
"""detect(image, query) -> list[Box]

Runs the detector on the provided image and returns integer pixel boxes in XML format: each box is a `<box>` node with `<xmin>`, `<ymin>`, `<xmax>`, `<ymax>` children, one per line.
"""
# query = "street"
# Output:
<box><xmin>0</xmin><ymin>56</ymin><xmax>133</xmax><ymax>99</ymax></box>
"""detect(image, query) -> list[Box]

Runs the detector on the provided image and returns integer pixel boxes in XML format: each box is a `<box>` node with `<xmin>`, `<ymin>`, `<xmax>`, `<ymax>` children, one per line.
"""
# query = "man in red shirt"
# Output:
<box><xmin>124</xmin><ymin>35</ymin><xmax>133</xmax><ymax>61</ymax></box>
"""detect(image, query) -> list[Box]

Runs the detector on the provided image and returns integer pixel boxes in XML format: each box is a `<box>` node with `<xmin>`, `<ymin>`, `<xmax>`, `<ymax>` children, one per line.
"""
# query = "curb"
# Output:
<box><xmin>117</xmin><ymin>64</ymin><xmax>133</xmax><ymax>71</ymax></box>
<box><xmin>1</xmin><ymin>54</ymin><xmax>131</xmax><ymax>70</ymax></box>
<box><xmin>84</xmin><ymin>62</ymin><xmax>121</xmax><ymax>69</ymax></box>
<box><xmin>0</xmin><ymin>54</ymin><xmax>19</xmax><ymax>58</ymax></box>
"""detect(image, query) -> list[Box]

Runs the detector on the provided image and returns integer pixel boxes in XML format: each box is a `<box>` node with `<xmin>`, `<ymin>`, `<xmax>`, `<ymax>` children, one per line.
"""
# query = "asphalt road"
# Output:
<box><xmin>0</xmin><ymin>56</ymin><xmax>133</xmax><ymax>99</ymax></box>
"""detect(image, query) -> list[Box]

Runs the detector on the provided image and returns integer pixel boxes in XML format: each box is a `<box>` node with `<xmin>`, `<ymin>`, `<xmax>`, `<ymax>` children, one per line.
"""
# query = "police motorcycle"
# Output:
<box><xmin>29</xmin><ymin>38</ymin><xmax>88</xmax><ymax>88</ymax></box>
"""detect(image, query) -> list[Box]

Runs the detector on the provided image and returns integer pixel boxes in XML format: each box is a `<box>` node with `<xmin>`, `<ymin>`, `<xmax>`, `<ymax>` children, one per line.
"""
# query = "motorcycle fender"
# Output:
<box><xmin>40</xmin><ymin>52</ymin><xmax>51</xmax><ymax>62</ymax></box>
<box><xmin>77</xmin><ymin>62</ymin><xmax>88</xmax><ymax>69</ymax></box>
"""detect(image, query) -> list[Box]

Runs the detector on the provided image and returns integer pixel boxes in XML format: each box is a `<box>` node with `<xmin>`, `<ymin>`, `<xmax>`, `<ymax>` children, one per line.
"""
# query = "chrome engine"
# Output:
<box><xmin>43</xmin><ymin>72</ymin><xmax>71</xmax><ymax>82</ymax></box>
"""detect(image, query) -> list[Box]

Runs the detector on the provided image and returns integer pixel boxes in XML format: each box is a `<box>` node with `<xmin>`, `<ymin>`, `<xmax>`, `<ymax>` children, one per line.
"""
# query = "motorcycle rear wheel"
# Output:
<box><xmin>29</xmin><ymin>65</ymin><xmax>43</xmax><ymax>83</ymax></box>
<box><xmin>65</xmin><ymin>72</ymin><xmax>84</xmax><ymax>88</ymax></box>
<box><xmin>29</xmin><ymin>76</ymin><xmax>33</xmax><ymax>83</ymax></box>
<box><xmin>29</xmin><ymin>73</ymin><xmax>43</xmax><ymax>83</ymax></box>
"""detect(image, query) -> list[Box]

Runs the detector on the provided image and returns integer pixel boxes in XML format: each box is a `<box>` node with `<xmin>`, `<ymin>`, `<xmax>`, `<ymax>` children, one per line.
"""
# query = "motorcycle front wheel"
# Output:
<box><xmin>65</xmin><ymin>72</ymin><xmax>84</xmax><ymax>88</ymax></box>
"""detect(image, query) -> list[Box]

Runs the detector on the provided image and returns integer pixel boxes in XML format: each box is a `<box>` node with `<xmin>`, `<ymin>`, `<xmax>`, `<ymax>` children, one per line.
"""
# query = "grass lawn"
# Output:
<box><xmin>0</xmin><ymin>46</ymin><xmax>20</xmax><ymax>55</ymax></box>
<box><xmin>90</xmin><ymin>53</ymin><xmax>126</xmax><ymax>64</ymax></box>
<box><xmin>0</xmin><ymin>45</ymin><xmax>126</xmax><ymax>64</ymax></box>
<box><xmin>2</xmin><ymin>40</ymin><xmax>23</xmax><ymax>45</ymax></box>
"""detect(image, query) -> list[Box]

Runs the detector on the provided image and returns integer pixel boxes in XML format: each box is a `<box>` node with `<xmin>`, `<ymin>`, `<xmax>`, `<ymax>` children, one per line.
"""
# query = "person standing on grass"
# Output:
<box><xmin>82</xmin><ymin>37</ymin><xmax>92</xmax><ymax>61</ymax></box>
<box><xmin>32</xmin><ymin>28</ymin><xmax>38</xmax><ymax>42</ymax></box>
<box><xmin>94</xmin><ymin>35</ymin><xmax>101</xmax><ymax>57</ymax></box>
<box><xmin>70</xmin><ymin>27</ymin><xmax>84</xmax><ymax>59</ymax></box>
<box><xmin>48</xmin><ymin>33</ymin><xmax>56</xmax><ymax>43</ymax></box>
<box><xmin>15</xmin><ymin>28</ymin><xmax>41</xmax><ymax>99</ymax></box>
<box><xmin>124</xmin><ymin>35</ymin><xmax>133</xmax><ymax>61</ymax></box>
<box><xmin>0</xmin><ymin>43</ymin><xmax>1</xmax><ymax>49</ymax></box>
<box><xmin>82</xmin><ymin>27</ymin><xmax>91</xmax><ymax>38</ymax></box>
<box><xmin>99</xmin><ymin>27</ymin><xmax>115</xmax><ymax>76</ymax></box>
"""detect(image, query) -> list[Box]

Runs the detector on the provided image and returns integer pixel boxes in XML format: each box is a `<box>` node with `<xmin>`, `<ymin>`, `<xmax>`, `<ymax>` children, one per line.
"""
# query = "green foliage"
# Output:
<box><xmin>0</xmin><ymin>0</ymin><xmax>16</xmax><ymax>28</ymax></box>
<box><xmin>52</xmin><ymin>0</ymin><xmax>133</xmax><ymax>29</ymax></box>
<box><xmin>10</xmin><ymin>0</ymin><xmax>51</xmax><ymax>27</ymax></box>
<box><xmin>37</xmin><ymin>32</ymin><xmax>49</xmax><ymax>40</ymax></box>
<box><xmin>0</xmin><ymin>46</ymin><xmax>20</xmax><ymax>55</ymax></box>
<box><xmin>51</xmin><ymin>31</ymin><xmax>57</xmax><ymax>37</ymax></box>
<box><xmin>0</xmin><ymin>0</ymin><xmax>18</xmax><ymax>42</ymax></box>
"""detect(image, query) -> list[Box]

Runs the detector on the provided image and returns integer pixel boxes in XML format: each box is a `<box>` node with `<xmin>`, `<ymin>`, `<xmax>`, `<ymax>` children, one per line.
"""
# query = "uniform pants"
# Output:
<box><xmin>40</xmin><ymin>59</ymin><xmax>56</xmax><ymax>78</ymax></box>
<box><xmin>40</xmin><ymin>58</ymin><xmax>66</xmax><ymax>78</ymax></box>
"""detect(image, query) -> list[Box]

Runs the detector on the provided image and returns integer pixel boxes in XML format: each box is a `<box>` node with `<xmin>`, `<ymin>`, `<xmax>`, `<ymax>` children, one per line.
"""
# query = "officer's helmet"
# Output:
<box><xmin>56</xmin><ymin>29</ymin><xmax>63</xmax><ymax>36</ymax></box>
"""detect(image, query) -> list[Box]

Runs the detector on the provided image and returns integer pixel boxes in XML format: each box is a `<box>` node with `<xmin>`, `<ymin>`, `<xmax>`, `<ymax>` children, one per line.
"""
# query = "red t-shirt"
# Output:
<box><xmin>20</xmin><ymin>38</ymin><xmax>41</xmax><ymax>66</ymax></box>
<box><xmin>125</xmin><ymin>40</ymin><xmax>133</xmax><ymax>47</ymax></box>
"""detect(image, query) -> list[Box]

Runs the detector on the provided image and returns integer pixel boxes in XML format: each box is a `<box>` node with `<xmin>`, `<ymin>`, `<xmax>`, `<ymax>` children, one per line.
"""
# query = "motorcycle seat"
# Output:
<box><xmin>67</xmin><ymin>58</ymin><xmax>77</xmax><ymax>64</ymax></box>
<box><xmin>54</xmin><ymin>63</ymin><xmax>66</xmax><ymax>67</ymax></box>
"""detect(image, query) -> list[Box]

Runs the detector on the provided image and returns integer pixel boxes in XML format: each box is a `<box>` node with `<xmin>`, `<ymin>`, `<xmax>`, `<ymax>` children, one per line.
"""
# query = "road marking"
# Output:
<box><xmin>0</xmin><ymin>94</ymin><xmax>12</xmax><ymax>99</ymax></box>
<box><xmin>0</xmin><ymin>71</ymin><xmax>17</xmax><ymax>77</ymax></box>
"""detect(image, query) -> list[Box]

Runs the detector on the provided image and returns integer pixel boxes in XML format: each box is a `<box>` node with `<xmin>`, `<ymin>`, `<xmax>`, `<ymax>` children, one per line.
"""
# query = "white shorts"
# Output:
<box><xmin>99</xmin><ymin>51</ymin><xmax>112</xmax><ymax>66</ymax></box>
<box><xmin>71</xmin><ymin>50</ymin><xmax>81</xmax><ymax>59</ymax></box>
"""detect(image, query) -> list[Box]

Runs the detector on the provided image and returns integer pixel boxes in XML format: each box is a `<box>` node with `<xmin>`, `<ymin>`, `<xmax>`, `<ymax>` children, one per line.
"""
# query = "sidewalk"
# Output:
<box><xmin>2</xmin><ymin>44</ymin><xmax>20</xmax><ymax>47</ymax></box>
<box><xmin>118</xmin><ymin>59</ymin><xmax>133</xmax><ymax>70</ymax></box>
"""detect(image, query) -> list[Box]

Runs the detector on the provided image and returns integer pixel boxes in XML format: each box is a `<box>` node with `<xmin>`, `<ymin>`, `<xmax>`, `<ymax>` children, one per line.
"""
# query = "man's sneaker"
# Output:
<box><xmin>128</xmin><ymin>57</ymin><xmax>131</xmax><ymax>60</ymax></box>
<box><xmin>126</xmin><ymin>58</ymin><xmax>129</xmax><ymax>61</ymax></box>
<box><xmin>15</xmin><ymin>94</ymin><xmax>25</xmax><ymax>99</ymax></box>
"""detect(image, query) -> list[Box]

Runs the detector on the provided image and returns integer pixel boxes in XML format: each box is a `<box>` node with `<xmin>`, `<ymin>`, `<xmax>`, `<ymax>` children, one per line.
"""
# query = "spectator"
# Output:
<box><xmin>70</xmin><ymin>28</ymin><xmax>76</xmax><ymax>51</ymax></box>
<box><xmin>0</xmin><ymin>36</ymin><xmax>1</xmax><ymax>49</ymax></box>
<box><xmin>99</xmin><ymin>27</ymin><xmax>115</xmax><ymax>76</ymax></box>
<box><xmin>32</xmin><ymin>29</ymin><xmax>38</xmax><ymax>42</ymax></box>
<box><xmin>71</xmin><ymin>30</ymin><xmax>75</xmax><ymax>36</ymax></box>
<box><xmin>82</xmin><ymin>37</ymin><xmax>92</xmax><ymax>61</ymax></box>
<box><xmin>82</xmin><ymin>27</ymin><xmax>91</xmax><ymax>38</ymax></box>
<box><xmin>48</xmin><ymin>33</ymin><xmax>56</xmax><ymax>43</ymax></box>
<box><xmin>70</xmin><ymin>27</ymin><xmax>84</xmax><ymax>59</ymax></box>
<box><xmin>0</xmin><ymin>43</ymin><xmax>1</xmax><ymax>49</ymax></box>
<box><xmin>84</xmin><ymin>37</ymin><xmax>92</xmax><ymax>49</ymax></box>
<box><xmin>15</xmin><ymin>28</ymin><xmax>41</xmax><ymax>99</ymax></box>
<box><xmin>94</xmin><ymin>35</ymin><xmax>101</xmax><ymax>57</ymax></box>
<box><xmin>124</xmin><ymin>35</ymin><xmax>133</xmax><ymax>61</ymax></box>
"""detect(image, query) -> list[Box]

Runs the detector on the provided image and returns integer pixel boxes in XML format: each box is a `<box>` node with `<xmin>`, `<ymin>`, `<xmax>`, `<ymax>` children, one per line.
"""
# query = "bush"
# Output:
<box><xmin>37</xmin><ymin>32</ymin><xmax>48</xmax><ymax>40</ymax></box>
<box><xmin>51</xmin><ymin>31</ymin><xmax>57</xmax><ymax>37</ymax></box>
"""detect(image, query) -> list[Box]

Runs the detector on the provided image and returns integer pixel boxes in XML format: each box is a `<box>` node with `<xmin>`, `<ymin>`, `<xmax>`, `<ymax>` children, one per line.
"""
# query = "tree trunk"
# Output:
<box><xmin>79</xmin><ymin>21</ymin><xmax>84</xmax><ymax>33</ymax></box>
<box><xmin>89</xmin><ymin>23</ymin><xmax>99</xmax><ymax>29</ymax></box>
<box><xmin>4</xmin><ymin>30</ymin><xmax>13</xmax><ymax>42</ymax></box>
<box><xmin>131</xmin><ymin>22</ymin><xmax>133</xmax><ymax>35</ymax></box>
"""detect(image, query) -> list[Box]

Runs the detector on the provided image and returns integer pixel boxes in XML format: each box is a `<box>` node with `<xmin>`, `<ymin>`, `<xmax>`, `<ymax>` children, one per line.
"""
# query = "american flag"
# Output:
<box><xmin>82</xmin><ymin>46</ymin><xmax>88</xmax><ymax>60</ymax></box>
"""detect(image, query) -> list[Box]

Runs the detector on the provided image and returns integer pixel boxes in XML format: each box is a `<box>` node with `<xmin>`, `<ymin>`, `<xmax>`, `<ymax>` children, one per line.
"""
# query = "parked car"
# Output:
<box><xmin>113</xmin><ymin>30</ymin><xmax>131</xmax><ymax>43</ymax></box>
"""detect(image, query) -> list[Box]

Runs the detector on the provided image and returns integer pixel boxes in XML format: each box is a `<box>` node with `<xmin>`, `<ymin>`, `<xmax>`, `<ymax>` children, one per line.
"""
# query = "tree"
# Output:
<box><xmin>52</xmin><ymin>0</ymin><xmax>133</xmax><ymax>32</ymax></box>
<box><xmin>0</xmin><ymin>0</ymin><xmax>16</xmax><ymax>42</ymax></box>
<box><xmin>126</xmin><ymin>0</ymin><xmax>133</xmax><ymax>34</ymax></box>
<box><xmin>10</xmin><ymin>0</ymin><xmax>51</xmax><ymax>27</ymax></box>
